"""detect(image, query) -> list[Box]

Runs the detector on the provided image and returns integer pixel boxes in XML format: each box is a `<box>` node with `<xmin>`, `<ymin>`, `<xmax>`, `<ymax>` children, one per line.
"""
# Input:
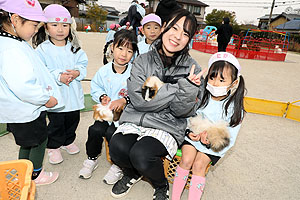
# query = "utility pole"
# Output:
<box><xmin>267</xmin><ymin>0</ymin><xmax>276</xmax><ymax>30</ymax></box>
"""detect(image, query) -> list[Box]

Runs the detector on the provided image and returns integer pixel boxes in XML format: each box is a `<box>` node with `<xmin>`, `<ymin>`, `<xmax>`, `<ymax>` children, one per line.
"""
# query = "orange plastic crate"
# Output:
<box><xmin>0</xmin><ymin>160</ymin><xmax>35</xmax><ymax>200</ymax></box>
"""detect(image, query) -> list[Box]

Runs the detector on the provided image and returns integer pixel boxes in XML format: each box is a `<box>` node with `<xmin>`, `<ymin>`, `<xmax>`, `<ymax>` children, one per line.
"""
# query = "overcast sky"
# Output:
<box><xmin>97</xmin><ymin>0</ymin><xmax>300</xmax><ymax>25</ymax></box>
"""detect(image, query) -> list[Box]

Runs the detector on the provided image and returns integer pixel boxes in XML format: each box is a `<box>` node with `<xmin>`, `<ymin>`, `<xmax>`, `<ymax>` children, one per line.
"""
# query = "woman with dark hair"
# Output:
<box><xmin>109</xmin><ymin>9</ymin><xmax>204</xmax><ymax>200</ymax></box>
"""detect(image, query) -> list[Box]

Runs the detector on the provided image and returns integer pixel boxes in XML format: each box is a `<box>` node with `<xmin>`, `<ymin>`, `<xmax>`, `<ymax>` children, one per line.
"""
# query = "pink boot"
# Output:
<box><xmin>48</xmin><ymin>148</ymin><xmax>63</xmax><ymax>164</ymax></box>
<box><xmin>34</xmin><ymin>170</ymin><xmax>59</xmax><ymax>186</ymax></box>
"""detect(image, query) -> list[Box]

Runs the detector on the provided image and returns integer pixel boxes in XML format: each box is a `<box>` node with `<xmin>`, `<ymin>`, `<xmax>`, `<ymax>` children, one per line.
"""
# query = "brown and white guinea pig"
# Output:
<box><xmin>93</xmin><ymin>103</ymin><xmax>123</xmax><ymax>122</ymax></box>
<box><xmin>188</xmin><ymin>115</ymin><xmax>231</xmax><ymax>152</ymax></box>
<box><xmin>142</xmin><ymin>76</ymin><xmax>164</xmax><ymax>101</ymax></box>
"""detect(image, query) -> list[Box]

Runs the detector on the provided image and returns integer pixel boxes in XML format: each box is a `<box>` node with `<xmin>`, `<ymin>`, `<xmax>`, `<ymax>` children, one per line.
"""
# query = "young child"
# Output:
<box><xmin>79</xmin><ymin>29</ymin><xmax>138</xmax><ymax>184</ymax></box>
<box><xmin>0</xmin><ymin>0</ymin><xmax>64</xmax><ymax>185</ymax></box>
<box><xmin>108</xmin><ymin>9</ymin><xmax>204</xmax><ymax>200</ymax></box>
<box><xmin>171</xmin><ymin>52</ymin><xmax>246</xmax><ymax>200</ymax></box>
<box><xmin>138</xmin><ymin>13</ymin><xmax>162</xmax><ymax>55</ymax></box>
<box><xmin>33</xmin><ymin>4</ymin><xmax>88</xmax><ymax>165</ymax></box>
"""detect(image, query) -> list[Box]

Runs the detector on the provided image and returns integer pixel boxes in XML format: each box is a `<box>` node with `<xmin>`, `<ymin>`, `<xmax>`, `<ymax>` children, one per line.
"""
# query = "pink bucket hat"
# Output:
<box><xmin>0</xmin><ymin>0</ymin><xmax>47</xmax><ymax>22</ymax></box>
<box><xmin>141</xmin><ymin>13</ymin><xmax>161</xmax><ymax>26</ymax></box>
<box><xmin>208</xmin><ymin>52</ymin><xmax>241</xmax><ymax>75</ymax></box>
<box><xmin>44</xmin><ymin>4</ymin><xmax>72</xmax><ymax>24</ymax></box>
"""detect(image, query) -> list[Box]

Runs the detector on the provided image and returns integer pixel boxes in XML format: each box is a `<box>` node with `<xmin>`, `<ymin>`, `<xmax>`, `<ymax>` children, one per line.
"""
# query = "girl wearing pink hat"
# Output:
<box><xmin>0</xmin><ymin>0</ymin><xmax>63</xmax><ymax>185</ymax></box>
<box><xmin>32</xmin><ymin>4</ymin><xmax>88</xmax><ymax>165</ymax></box>
<box><xmin>172</xmin><ymin>52</ymin><xmax>246</xmax><ymax>200</ymax></box>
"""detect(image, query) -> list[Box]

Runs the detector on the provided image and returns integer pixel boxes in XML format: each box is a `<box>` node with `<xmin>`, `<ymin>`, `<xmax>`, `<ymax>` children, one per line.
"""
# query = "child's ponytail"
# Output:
<box><xmin>225</xmin><ymin>75</ymin><xmax>246</xmax><ymax>127</ymax></box>
<box><xmin>103</xmin><ymin>39</ymin><xmax>113</xmax><ymax>65</ymax></box>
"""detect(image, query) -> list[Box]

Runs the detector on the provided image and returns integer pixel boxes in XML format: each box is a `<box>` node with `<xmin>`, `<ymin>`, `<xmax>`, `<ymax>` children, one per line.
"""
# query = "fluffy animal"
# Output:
<box><xmin>142</xmin><ymin>76</ymin><xmax>164</xmax><ymax>101</ymax></box>
<box><xmin>188</xmin><ymin>115</ymin><xmax>230</xmax><ymax>152</ymax></box>
<box><xmin>93</xmin><ymin>103</ymin><xmax>123</xmax><ymax>122</ymax></box>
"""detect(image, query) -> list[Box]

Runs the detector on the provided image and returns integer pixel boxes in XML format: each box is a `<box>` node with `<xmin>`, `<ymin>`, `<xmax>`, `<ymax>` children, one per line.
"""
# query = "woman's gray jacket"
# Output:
<box><xmin>119</xmin><ymin>46</ymin><xmax>204</xmax><ymax>145</ymax></box>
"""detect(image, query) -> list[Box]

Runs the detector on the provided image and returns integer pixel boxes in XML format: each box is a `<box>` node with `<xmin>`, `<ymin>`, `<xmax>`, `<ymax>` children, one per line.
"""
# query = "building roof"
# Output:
<box><xmin>275</xmin><ymin>19</ymin><xmax>300</xmax><ymax>30</ymax></box>
<box><xmin>258</xmin><ymin>12</ymin><xmax>300</xmax><ymax>22</ymax></box>
<box><xmin>176</xmin><ymin>0</ymin><xmax>208</xmax><ymax>7</ymax></box>
<box><xmin>100</xmin><ymin>5</ymin><xmax>120</xmax><ymax>15</ymax></box>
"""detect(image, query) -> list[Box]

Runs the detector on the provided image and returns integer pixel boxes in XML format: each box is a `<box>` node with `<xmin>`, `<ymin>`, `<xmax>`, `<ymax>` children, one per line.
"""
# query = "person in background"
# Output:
<box><xmin>127</xmin><ymin>0</ymin><xmax>145</xmax><ymax>35</ymax></box>
<box><xmin>215</xmin><ymin>17</ymin><xmax>233</xmax><ymax>52</ymax></box>
<box><xmin>137</xmin><ymin>13</ymin><xmax>162</xmax><ymax>55</ymax></box>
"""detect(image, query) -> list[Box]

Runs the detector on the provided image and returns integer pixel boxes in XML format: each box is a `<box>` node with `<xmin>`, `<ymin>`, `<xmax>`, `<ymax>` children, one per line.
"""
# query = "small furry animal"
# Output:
<box><xmin>93</xmin><ymin>103</ymin><xmax>123</xmax><ymax>122</ymax></box>
<box><xmin>188</xmin><ymin>115</ymin><xmax>230</xmax><ymax>152</ymax></box>
<box><xmin>142</xmin><ymin>76</ymin><xmax>164</xmax><ymax>101</ymax></box>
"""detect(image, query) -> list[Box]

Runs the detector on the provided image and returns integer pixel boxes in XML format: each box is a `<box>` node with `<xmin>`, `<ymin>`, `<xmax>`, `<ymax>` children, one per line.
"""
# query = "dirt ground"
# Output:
<box><xmin>0</xmin><ymin>32</ymin><xmax>299</xmax><ymax>200</ymax></box>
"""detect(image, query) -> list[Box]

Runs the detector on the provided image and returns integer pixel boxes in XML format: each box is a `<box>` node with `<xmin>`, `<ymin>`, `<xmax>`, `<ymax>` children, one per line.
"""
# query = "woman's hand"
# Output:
<box><xmin>188</xmin><ymin>131</ymin><xmax>201</xmax><ymax>141</ymax></box>
<box><xmin>188</xmin><ymin>65</ymin><xmax>207</xmax><ymax>86</ymax></box>
<box><xmin>109</xmin><ymin>98</ymin><xmax>126</xmax><ymax>111</ymax></box>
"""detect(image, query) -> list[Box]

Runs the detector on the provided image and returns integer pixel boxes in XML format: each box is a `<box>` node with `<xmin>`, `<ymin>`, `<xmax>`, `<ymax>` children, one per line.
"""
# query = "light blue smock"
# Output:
<box><xmin>36</xmin><ymin>40</ymin><xmax>88</xmax><ymax>112</ymax></box>
<box><xmin>91</xmin><ymin>62</ymin><xmax>131</xmax><ymax>103</ymax></box>
<box><xmin>0</xmin><ymin>35</ymin><xmax>64</xmax><ymax>123</ymax></box>
<box><xmin>105</xmin><ymin>30</ymin><xmax>116</xmax><ymax>43</ymax></box>
<box><xmin>137</xmin><ymin>38</ymin><xmax>151</xmax><ymax>55</ymax></box>
<box><xmin>185</xmin><ymin>97</ymin><xmax>241</xmax><ymax>157</ymax></box>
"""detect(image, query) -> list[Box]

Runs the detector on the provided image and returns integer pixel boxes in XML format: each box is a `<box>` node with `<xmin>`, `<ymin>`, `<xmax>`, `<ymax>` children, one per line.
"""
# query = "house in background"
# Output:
<box><xmin>146</xmin><ymin>0</ymin><xmax>208</xmax><ymax>27</ymax></box>
<box><xmin>258</xmin><ymin>12</ymin><xmax>300</xmax><ymax>31</ymax></box>
<box><xmin>275</xmin><ymin>19</ymin><xmax>300</xmax><ymax>33</ymax></box>
<box><xmin>78</xmin><ymin>0</ymin><xmax>120</xmax><ymax>29</ymax></box>
<box><xmin>39</xmin><ymin>0</ymin><xmax>86</xmax><ymax>17</ymax></box>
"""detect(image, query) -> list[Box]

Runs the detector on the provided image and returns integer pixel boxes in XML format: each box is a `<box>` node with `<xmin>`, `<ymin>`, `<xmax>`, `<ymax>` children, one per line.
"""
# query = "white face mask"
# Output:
<box><xmin>206</xmin><ymin>82</ymin><xmax>229</xmax><ymax>97</ymax></box>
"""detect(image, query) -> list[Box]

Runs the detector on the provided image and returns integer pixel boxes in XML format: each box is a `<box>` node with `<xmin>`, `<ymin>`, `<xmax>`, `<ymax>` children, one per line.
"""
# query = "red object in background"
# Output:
<box><xmin>84</xmin><ymin>25</ymin><xmax>88</xmax><ymax>30</ymax></box>
<box><xmin>192</xmin><ymin>34</ymin><xmax>289</xmax><ymax>62</ymax></box>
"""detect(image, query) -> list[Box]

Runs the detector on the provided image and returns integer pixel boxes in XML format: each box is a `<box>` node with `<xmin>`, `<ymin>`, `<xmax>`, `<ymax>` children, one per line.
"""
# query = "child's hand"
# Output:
<box><xmin>60</xmin><ymin>73</ymin><xmax>73</xmax><ymax>86</ymax></box>
<box><xmin>188</xmin><ymin>65</ymin><xmax>207</xmax><ymax>86</ymax></box>
<box><xmin>66</xmin><ymin>69</ymin><xmax>80</xmax><ymax>82</ymax></box>
<box><xmin>109</xmin><ymin>98</ymin><xmax>126</xmax><ymax>111</ymax></box>
<box><xmin>101</xmin><ymin>96</ymin><xmax>111</xmax><ymax>106</ymax></box>
<box><xmin>45</xmin><ymin>96</ymin><xmax>58</xmax><ymax>108</ymax></box>
<box><xmin>188</xmin><ymin>131</ymin><xmax>201</xmax><ymax>141</ymax></box>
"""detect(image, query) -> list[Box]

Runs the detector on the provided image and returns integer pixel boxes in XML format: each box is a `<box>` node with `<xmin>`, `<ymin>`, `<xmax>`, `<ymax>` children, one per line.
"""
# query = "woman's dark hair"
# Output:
<box><xmin>199</xmin><ymin>61</ymin><xmax>247</xmax><ymax>127</ymax></box>
<box><xmin>154</xmin><ymin>8</ymin><xmax>197</xmax><ymax>66</ymax></box>
<box><xmin>32</xmin><ymin>23</ymin><xmax>80</xmax><ymax>53</ymax></box>
<box><xmin>103</xmin><ymin>29</ymin><xmax>138</xmax><ymax>65</ymax></box>
<box><xmin>0</xmin><ymin>10</ymin><xmax>27</xmax><ymax>32</ymax></box>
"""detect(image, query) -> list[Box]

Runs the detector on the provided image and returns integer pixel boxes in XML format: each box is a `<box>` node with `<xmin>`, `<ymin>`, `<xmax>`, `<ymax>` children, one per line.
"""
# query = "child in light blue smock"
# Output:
<box><xmin>137</xmin><ymin>13</ymin><xmax>162</xmax><ymax>55</ymax></box>
<box><xmin>79</xmin><ymin>29</ymin><xmax>138</xmax><ymax>185</ymax></box>
<box><xmin>33</xmin><ymin>4</ymin><xmax>88</xmax><ymax>165</ymax></box>
<box><xmin>0</xmin><ymin>0</ymin><xmax>64</xmax><ymax>185</ymax></box>
<box><xmin>172</xmin><ymin>52</ymin><xmax>246</xmax><ymax>200</ymax></box>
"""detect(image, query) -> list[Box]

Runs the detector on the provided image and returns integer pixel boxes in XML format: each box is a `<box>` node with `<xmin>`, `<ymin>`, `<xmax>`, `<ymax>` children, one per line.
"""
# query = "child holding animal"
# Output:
<box><xmin>171</xmin><ymin>52</ymin><xmax>246</xmax><ymax>200</ymax></box>
<box><xmin>0</xmin><ymin>0</ymin><xmax>64</xmax><ymax>185</ymax></box>
<box><xmin>108</xmin><ymin>9</ymin><xmax>205</xmax><ymax>200</ymax></box>
<box><xmin>33</xmin><ymin>4</ymin><xmax>88</xmax><ymax>165</ymax></box>
<box><xmin>79</xmin><ymin>29</ymin><xmax>138</xmax><ymax>184</ymax></box>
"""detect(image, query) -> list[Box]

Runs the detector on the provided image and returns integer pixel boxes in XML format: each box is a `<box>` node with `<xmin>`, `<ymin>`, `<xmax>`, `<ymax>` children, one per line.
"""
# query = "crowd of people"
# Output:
<box><xmin>0</xmin><ymin>0</ymin><xmax>245</xmax><ymax>199</ymax></box>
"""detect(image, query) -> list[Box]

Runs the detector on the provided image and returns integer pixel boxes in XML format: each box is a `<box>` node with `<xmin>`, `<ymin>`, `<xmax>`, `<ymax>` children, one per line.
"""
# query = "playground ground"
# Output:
<box><xmin>0</xmin><ymin>32</ymin><xmax>299</xmax><ymax>200</ymax></box>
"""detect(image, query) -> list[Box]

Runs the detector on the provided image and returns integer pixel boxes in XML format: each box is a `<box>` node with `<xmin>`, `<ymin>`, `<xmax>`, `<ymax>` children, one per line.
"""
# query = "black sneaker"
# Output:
<box><xmin>111</xmin><ymin>175</ymin><xmax>142</xmax><ymax>198</ymax></box>
<box><xmin>153</xmin><ymin>183</ymin><xmax>169</xmax><ymax>200</ymax></box>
